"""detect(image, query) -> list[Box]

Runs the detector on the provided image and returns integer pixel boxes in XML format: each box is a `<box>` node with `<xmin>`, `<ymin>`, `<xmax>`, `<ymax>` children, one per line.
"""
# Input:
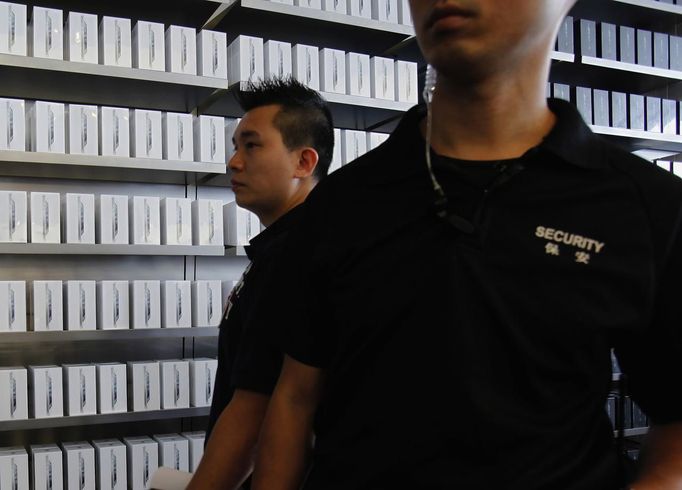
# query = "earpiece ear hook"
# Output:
<box><xmin>423</xmin><ymin>65</ymin><xmax>447</xmax><ymax>215</ymax></box>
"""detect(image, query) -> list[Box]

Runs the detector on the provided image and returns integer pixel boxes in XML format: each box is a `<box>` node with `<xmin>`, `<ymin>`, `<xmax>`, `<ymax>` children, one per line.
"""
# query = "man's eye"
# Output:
<box><xmin>245</xmin><ymin>142</ymin><xmax>257</xmax><ymax>149</ymax></box>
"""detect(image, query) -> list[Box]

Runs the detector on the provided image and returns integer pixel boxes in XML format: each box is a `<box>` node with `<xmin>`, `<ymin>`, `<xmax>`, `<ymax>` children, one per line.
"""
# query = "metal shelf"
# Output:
<box><xmin>591</xmin><ymin>125</ymin><xmax>682</xmax><ymax>156</ymax></box>
<box><xmin>571</xmin><ymin>0</ymin><xmax>682</xmax><ymax>30</ymax></box>
<box><xmin>0</xmin><ymin>328</ymin><xmax>218</xmax><ymax>344</ymax></box>
<box><xmin>0</xmin><ymin>244</ymin><xmax>225</xmax><ymax>256</ymax></box>
<box><xmin>0</xmin><ymin>407</ymin><xmax>210</xmax><ymax>432</ymax></box>
<box><xmin>582</xmin><ymin>56</ymin><xmax>682</xmax><ymax>82</ymax></box>
<box><xmin>551</xmin><ymin>51</ymin><xmax>576</xmax><ymax>63</ymax></box>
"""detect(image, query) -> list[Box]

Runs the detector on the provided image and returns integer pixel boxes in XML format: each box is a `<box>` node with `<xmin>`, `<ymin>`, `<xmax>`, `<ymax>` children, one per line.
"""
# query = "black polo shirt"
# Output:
<box><xmin>275</xmin><ymin>99</ymin><xmax>682</xmax><ymax>489</ymax></box>
<box><xmin>206</xmin><ymin>205</ymin><xmax>303</xmax><ymax>440</ymax></box>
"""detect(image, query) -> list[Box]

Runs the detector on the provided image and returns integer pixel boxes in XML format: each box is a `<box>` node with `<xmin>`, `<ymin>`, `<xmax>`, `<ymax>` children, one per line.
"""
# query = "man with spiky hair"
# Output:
<box><xmin>187</xmin><ymin>78</ymin><xmax>334</xmax><ymax>490</ymax></box>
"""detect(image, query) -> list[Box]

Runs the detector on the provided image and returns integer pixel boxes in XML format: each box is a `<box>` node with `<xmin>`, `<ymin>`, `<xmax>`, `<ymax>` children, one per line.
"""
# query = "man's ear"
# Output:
<box><xmin>294</xmin><ymin>147</ymin><xmax>320</xmax><ymax>179</ymax></box>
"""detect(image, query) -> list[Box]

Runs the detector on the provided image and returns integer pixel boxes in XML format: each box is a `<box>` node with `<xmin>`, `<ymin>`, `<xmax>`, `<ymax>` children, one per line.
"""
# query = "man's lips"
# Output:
<box><xmin>425</xmin><ymin>5</ymin><xmax>475</xmax><ymax>31</ymax></box>
<box><xmin>231</xmin><ymin>179</ymin><xmax>245</xmax><ymax>188</ymax></box>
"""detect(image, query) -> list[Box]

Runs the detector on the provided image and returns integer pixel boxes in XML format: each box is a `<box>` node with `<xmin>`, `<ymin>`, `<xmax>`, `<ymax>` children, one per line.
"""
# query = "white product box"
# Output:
<box><xmin>637</xmin><ymin>29</ymin><xmax>653</xmax><ymax>66</ymax></box>
<box><xmin>63</xmin><ymin>364</ymin><xmax>96</xmax><ymax>416</ymax></box>
<box><xmin>161</xmin><ymin>281</ymin><xmax>191</xmax><ymax>329</ymax></box>
<box><xmin>370</xmin><ymin>57</ymin><xmax>395</xmax><ymax>100</ymax></box>
<box><xmin>30</xmin><ymin>192</ymin><xmax>60</xmax><ymax>244</ymax></box>
<box><xmin>130</xmin><ymin>109</ymin><xmax>162</xmax><ymax>159</ymax></box>
<box><xmin>66</xmin><ymin>104</ymin><xmax>98</xmax><ymax>155</ymax></box>
<box><xmin>575</xmin><ymin>86</ymin><xmax>593</xmax><ymax>125</ymax></box>
<box><xmin>556</xmin><ymin>16</ymin><xmax>574</xmax><ymax>54</ymax></box>
<box><xmin>367</xmin><ymin>131</ymin><xmax>389</xmax><ymax>150</ymax></box>
<box><xmin>97</xmin><ymin>281</ymin><xmax>129</xmax><ymax>330</ymax></box>
<box><xmin>129</xmin><ymin>196</ymin><xmax>161</xmax><ymax>245</ymax></box>
<box><xmin>264</xmin><ymin>40</ymin><xmax>292</xmax><ymax>79</ymax></box>
<box><xmin>225</xmin><ymin>117</ymin><xmax>241</xmax><ymax>161</ymax></box>
<box><xmin>127</xmin><ymin>362</ymin><xmax>160</xmax><ymax>411</ymax></box>
<box><xmin>161</xmin><ymin>197</ymin><xmax>192</xmax><ymax>245</ymax></box>
<box><xmin>611</xmin><ymin>92</ymin><xmax>627</xmax><ymax>129</ymax></box>
<box><xmin>165</xmin><ymin>25</ymin><xmax>196</xmax><ymax>75</ymax></box>
<box><xmin>61</xmin><ymin>442</ymin><xmax>95</xmax><ymax>490</ymax></box>
<box><xmin>322</xmin><ymin>0</ymin><xmax>347</xmax><ymax>14</ymax></box>
<box><xmin>193</xmin><ymin>199</ymin><xmax>224</xmax><ymax>246</ymax></box>
<box><xmin>130</xmin><ymin>280</ymin><xmax>161</xmax><ymax>329</ymax></box>
<box><xmin>32</xmin><ymin>281</ymin><xmax>63</xmax><ymax>332</ymax></box>
<box><xmin>341</xmin><ymin>129</ymin><xmax>367</xmax><ymax>164</ymax></box>
<box><xmin>29</xmin><ymin>365</ymin><xmax>63</xmax><ymax>418</ymax></box>
<box><xmin>600</xmin><ymin>22</ymin><xmax>617</xmax><ymax>61</ymax></box>
<box><xmin>0</xmin><ymin>447</ymin><xmax>29</xmax><ymax>490</ymax></box>
<box><xmin>620</xmin><ymin>26</ymin><xmax>636</xmax><ymax>64</ymax></box>
<box><xmin>0</xmin><ymin>367</ymin><xmax>27</xmax><ymax>421</ymax></box>
<box><xmin>223</xmin><ymin>201</ymin><xmax>260</xmax><ymax>246</ymax></box>
<box><xmin>663</xmin><ymin>99</ymin><xmax>677</xmax><ymax>135</ymax></box>
<box><xmin>593</xmin><ymin>89</ymin><xmax>610</xmax><ymax>127</ymax></box>
<box><xmin>347</xmin><ymin>0</ymin><xmax>371</xmax><ymax>18</ymax></box>
<box><xmin>398</xmin><ymin>0</ymin><xmax>412</xmax><ymax>25</ymax></box>
<box><xmin>153</xmin><ymin>434</ymin><xmax>189</xmax><ymax>472</ymax></box>
<box><xmin>654</xmin><ymin>32</ymin><xmax>670</xmax><ymax>69</ymax></box>
<box><xmin>92</xmin><ymin>440</ymin><xmax>126</xmax><ymax>490</ymax></box>
<box><xmin>329</xmin><ymin>127</ymin><xmax>342</xmax><ymax>173</ymax></box>
<box><xmin>99</xmin><ymin>17</ymin><xmax>131</xmax><ymax>67</ymax></box>
<box><xmin>123</xmin><ymin>437</ymin><xmax>158</xmax><ymax>490</ymax></box>
<box><xmin>0</xmin><ymin>97</ymin><xmax>25</xmax><ymax>151</ymax></box>
<box><xmin>63</xmin><ymin>193</ymin><xmax>95</xmax><ymax>244</ymax></box>
<box><xmin>646</xmin><ymin>96</ymin><xmax>662</xmax><ymax>133</ymax></box>
<box><xmin>65</xmin><ymin>11</ymin><xmax>98</xmax><ymax>64</ymax></box>
<box><xmin>0</xmin><ymin>191</ymin><xmax>27</xmax><ymax>243</ymax></box>
<box><xmin>194</xmin><ymin>115</ymin><xmax>226</xmax><ymax>164</ymax></box>
<box><xmin>553</xmin><ymin>83</ymin><xmax>570</xmax><ymax>102</ymax></box>
<box><xmin>29</xmin><ymin>7</ymin><xmax>63</xmax><ymax>59</ymax></box>
<box><xmin>395</xmin><ymin>60</ymin><xmax>417</xmax><ymax>103</ymax></box>
<box><xmin>188</xmin><ymin>358</ymin><xmax>217</xmax><ymax>407</ymax></box>
<box><xmin>630</xmin><ymin>94</ymin><xmax>645</xmax><ymax>130</ymax></box>
<box><xmin>292</xmin><ymin>44</ymin><xmax>319</xmax><ymax>90</ymax></box>
<box><xmin>96</xmin><ymin>363</ymin><xmax>127</xmax><ymax>414</ymax></box>
<box><xmin>181</xmin><ymin>432</ymin><xmax>205</xmax><ymax>472</ymax></box>
<box><xmin>579</xmin><ymin>19</ymin><xmax>596</xmax><ymax>57</ymax></box>
<box><xmin>227</xmin><ymin>35</ymin><xmax>264</xmax><ymax>84</ymax></box>
<box><xmin>0</xmin><ymin>281</ymin><xmax>26</xmax><ymax>332</ymax></box>
<box><xmin>99</xmin><ymin>107</ymin><xmax>130</xmax><ymax>157</ymax></box>
<box><xmin>671</xmin><ymin>35</ymin><xmax>682</xmax><ymax>72</ymax></box>
<box><xmin>132</xmin><ymin>20</ymin><xmax>165</xmax><ymax>71</ymax></box>
<box><xmin>160</xmin><ymin>360</ymin><xmax>190</xmax><ymax>409</ymax></box>
<box><xmin>162</xmin><ymin>112</ymin><xmax>194</xmax><ymax>161</ymax></box>
<box><xmin>320</xmin><ymin>48</ymin><xmax>346</xmax><ymax>94</ymax></box>
<box><xmin>295</xmin><ymin>0</ymin><xmax>322</xmax><ymax>8</ymax></box>
<box><xmin>372</xmin><ymin>0</ymin><xmax>398</xmax><ymax>23</ymax></box>
<box><xmin>0</xmin><ymin>2</ymin><xmax>27</xmax><ymax>55</ymax></box>
<box><xmin>192</xmin><ymin>280</ymin><xmax>222</xmax><ymax>327</ymax></box>
<box><xmin>30</xmin><ymin>444</ymin><xmax>62</xmax><ymax>490</ymax></box>
<box><xmin>27</xmin><ymin>101</ymin><xmax>65</xmax><ymax>153</ymax></box>
<box><xmin>346</xmin><ymin>52</ymin><xmax>370</xmax><ymax>97</ymax></box>
<box><xmin>197</xmin><ymin>29</ymin><xmax>227</xmax><ymax>79</ymax></box>
<box><xmin>64</xmin><ymin>280</ymin><xmax>96</xmax><ymax>331</ymax></box>
<box><xmin>97</xmin><ymin>194</ymin><xmax>129</xmax><ymax>245</ymax></box>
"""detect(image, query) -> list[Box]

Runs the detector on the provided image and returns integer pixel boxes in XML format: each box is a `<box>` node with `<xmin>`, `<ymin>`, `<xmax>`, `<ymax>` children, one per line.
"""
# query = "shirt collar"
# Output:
<box><xmin>244</xmin><ymin>203</ymin><xmax>305</xmax><ymax>261</ymax></box>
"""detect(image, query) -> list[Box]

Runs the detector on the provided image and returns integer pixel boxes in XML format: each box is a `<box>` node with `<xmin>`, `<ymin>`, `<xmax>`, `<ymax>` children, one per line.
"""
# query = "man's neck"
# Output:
<box><xmin>258</xmin><ymin>183</ymin><xmax>314</xmax><ymax>227</ymax></box>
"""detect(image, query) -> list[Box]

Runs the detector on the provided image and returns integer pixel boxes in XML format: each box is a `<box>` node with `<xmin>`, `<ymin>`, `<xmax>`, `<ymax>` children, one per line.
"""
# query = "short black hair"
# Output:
<box><xmin>235</xmin><ymin>77</ymin><xmax>335</xmax><ymax>180</ymax></box>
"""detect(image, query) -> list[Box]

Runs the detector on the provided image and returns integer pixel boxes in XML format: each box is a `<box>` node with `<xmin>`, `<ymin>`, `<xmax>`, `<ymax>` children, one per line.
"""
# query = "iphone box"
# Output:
<box><xmin>370</xmin><ymin>56</ymin><xmax>395</xmax><ymax>100</ymax></box>
<box><xmin>225</xmin><ymin>117</ymin><xmax>240</xmax><ymax>161</ymax></box>
<box><xmin>663</xmin><ymin>99</ymin><xmax>677</xmax><ymax>135</ymax></box>
<box><xmin>347</xmin><ymin>0</ymin><xmax>371</xmax><ymax>18</ymax></box>
<box><xmin>557</xmin><ymin>16</ymin><xmax>574</xmax><ymax>54</ymax></box>
<box><xmin>188</xmin><ymin>358</ymin><xmax>217</xmax><ymax>407</ymax></box>
<box><xmin>123</xmin><ymin>437</ymin><xmax>158</xmax><ymax>490</ymax></box>
<box><xmin>97</xmin><ymin>194</ymin><xmax>129</xmax><ymax>245</ymax></box>
<box><xmin>161</xmin><ymin>197</ymin><xmax>192</xmax><ymax>245</ymax></box>
<box><xmin>0</xmin><ymin>2</ymin><xmax>27</xmax><ymax>55</ymax></box>
<box><xmin>127</xmin><ymin>361</ymin><xmax>160</xmax><ymax>411</ymax></box>
<box><xmin>0</xmin><ymin>191</ymin><xmax>26</xmax><ymax>243</ymax></box>
<box><xmin>654</xmin><ymin>32</ymin><xmax>669</xmax><ymax>69</ymax></box>
<box><xmin>346</xmin><ymin>52</ymin><xmax>370</xmax><ymax>97</ymax></box>
<box><xmin>341</xmin><ymin>129</ymin><xmax>367</xmax><ymax>164</ymax></box>
<box><xmin>227</xmin><ymin>35</ymin><xmax>264</xmax><ymax>84</ymax></box>
<box><xmin>99</xmin><ymin>107</ymin><xmax>130</xmax><ymax>158</ymax></box>
<box><xmin>671</xmin><ymin>35</ymin><xmax>682</xmax><ymax>71</ymax></box>
<box><xmin>295</xmin><ymin>0</ymin><xmax>322</xmax><ymax>7</ymax></box>
<box><xmin>552</xmin><ymin>83</ymin><xmax>570</xmax><ymax>102</ymax></box>
<box><xmin>629</xmin><ymin>94</ymin><xmax>645</xmax><ymax>130</ymax></box>
<box><xmin>322</xmin><ymin>0</ymin><xmax>346</xmax><ymax>14</ymax></box>
<box><xmin>130</xmin><ymin>280</ymin><xmax>161</xmax><ymax>329</ymax></box>
<box><xmin>192</xmin><ymin>280</ymin><xmax>222</xmax><ymax>327</ymax></box>
<box><xmin>65</xmin><ymin>11</ymin><xmax>98</xmax><ymax>64</ymax></box>
<box><xmin>292</xmin><ymin>44</ymin><xmax>319</xmax><ymax>90</ymax></box>
<box><xmin>593</xmin><ymin>89</ymin><xmax>610</xmax><ymax>127</ymax></box>
<box><xmin>637</xmin><ymin>29</ymin><xmax>652</xmax><ymax>66</ymax></box>
<box><xmin>161</xmin><ymin>280</ymin><xmax>191</xmax><ymax>328</ymax></box>
<box><xmin>92</xmin><ymin>440</ymin><xmax>126</xmax><ymax>490</ymax></box>
<box><xmin>194</xmin><ymin>115</ymin><xmax>225</xmax><ymax>164</ymax></box>
<box><xmin>611</xmin><ymin>92</ymin><xmax>627</xmax><ymax>129</ymax></box>
<box><xmin>30</xmin><ymin>444</ymin><xmax>62</xmax><ymax>490</ymax></box>
<box><xmin>0</xmin><ymin>97</ymin><xmax>25</xmax><ymax>151</ymax></box>
<box><xmin>193</xmin><ymin>199</ymin><xmax>224</xmax><ymax>246</ymax></box>
<box><xmin>129</xmin><ymin>196</ymin><xmax>161</xmax><ymax>245</ymax></box>
<box><xmin>27</xmin><ymin>101</ymin><xmax>65</xmax><ymax>153</ymax></box>
<box><xmin>29</xmin><ymin>6</ymin><xmax>63</xmax><ymax>59</ymax></box>
<box><xmin>367</xmin><ymin>132</ymin><xmax>389</xmax><ymax>150</ymax></box>
<box><xmin>320</xmin><ymin>48</ymin><xmax>346</xmax><ymax>94</ymax></box>
<box><xmin>579</xmin><ymin>19</ymin><xmax>596</xmax><ymax>57</ymax></box>
<box><xmin>165</xmin><ymin>25</ymin><xmax>196</xmax><ymax>75</ymax></box>
<box><xmin>162</xmin><ymin>112</ymin><xmax>194</xmax><ymax>161</ymax></box>
<box><xmin>61</xmin><ymin>442</ymin><xmax>95</xmax><ymax>490</ymax></box>
<box><xmin>32</xmin><ymin>280</ymin><xmax>63</xmax><ymax>332</ymax></box>
<box><xmin>63</xmin><ymin>364</ymin><xmax>96</xmax><ymax>416</ymax></box>
<box><xmin>130</xmin><ymin>109</ymin><xmax>162</xmax><ymax>159</ymax></box>
<box><xmin>329</xmin><ymin>128</ymin><xmax>342</xmax><ymax>173</ymax></box>
<box><xmin>66</xmin><ymin>104</ymin><xmax>98</xmax><ymax>155</ymax></box>
<box><xmin>372</xmin><ymin>0</ymin><xmax>398</xmax><ymax>23</ymax></box>
<box><xmin>398</xmin><ymin>0</ymin><xmax>412</xmax><ymax>25</ymax></box>
<box><xmin>159</xmin><ymin>360</ymin><xmax>190</xmax><ymax>409</ymax></box>
<box><xmin>575</xmin><ymin>86</ymin><xmax>593</xmax><ymax>125</ymax></box>
<box><xmin>0</xmin><ymin>281</ymin><xmax>26</xmax><ymax>332</ymax></box>
<box><xmin>180</xmin><ymin>432</ymin><xmax>205</xmax><ymax>472</ymax></box>
<box><xmin>394</xmin><ymin>60</ymin><xmax>417</xmax><ymax>103</ymax></box>
<box><xmin>97</xmin><ymin>281</ymin><xmax>129</xmax><ymax>330</ymax></box>
<box><xmin>264</xmin><ymin>40</ymin><xmax>292</xmax><ymax>79</ymax></box>
<box><xmin>620</xmin><ymin>25</ymin><xmax>635</xmax><ymax>64</ymax></box>
<box><xmin>99</xmin><ymin>16</ymin><xmax>132</xmax><ymax>67</ymax></box>
<box><xmin>29</xmin><ymin>365</ymin><xmax>63</xmax><ymax>418</ymax></box>
<box><xmin>646</xmin><ymin>96</ymin><xmax>662</xmax><ymax>133</ymax></box>
<box><xmin>96</xmin><ymin>363</ymin><xmax>127</xmax><ymax>414</ymax></box>
<box><xmin>30</xmin><ymin>192</ymin><xmax>60</xmax><ymax>244</ymax></box>
<box><xmin>197</xmin><ymin>29</ymin><xmax>227</xmax><ymax>79</ymax></box>
<box><xmin>132</xmin><ymin>20</ymin><xmax>165</xmax><ymax>71</ymax></box>
<box><xmin>64</xmin><ymin>280</ymin><xmax>96</xmax><ymax>331</ymax></box>
<box><xmin>153</xmin><ymin>434</ymin><xmax>189</xmax><ymax>472</ymax></box>
<box><xmin>224</xmin><ymin>201</ymin><xmax>260</xmax><ymax>246</ymax></box>
<box><xmin>600</xmin><ymin>22</ymin><xmax>617</xmax><ymax>60</ymax></box>
<box><xmin>63</xmin><ymin>193</ymin><xmax>95</xmax><ymax>244</ymax></box>
<box><xmin>0</xmin><ymin>447</ymin><xmax>28</xmax><ymax>490</ymax></box>
<box><xmin>0</xmin><ymin>367</ymin><xmax>27</xmax><ymax>421</ymax></box>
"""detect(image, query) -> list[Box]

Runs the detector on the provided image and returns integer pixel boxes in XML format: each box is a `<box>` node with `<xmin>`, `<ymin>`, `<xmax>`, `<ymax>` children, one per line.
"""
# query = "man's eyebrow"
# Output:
<box><xmin>235</xmin><ymin>129</ymin><xmax>261</xmax><ymax>141</ymax></box>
